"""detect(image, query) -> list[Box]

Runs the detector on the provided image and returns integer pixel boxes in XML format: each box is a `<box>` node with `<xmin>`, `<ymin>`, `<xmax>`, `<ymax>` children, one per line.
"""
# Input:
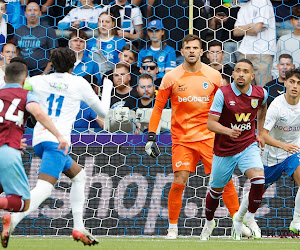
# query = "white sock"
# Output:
<box><xmin>70</xmin><ymin>169</ymin><xmax>86</xmax><ymax>230</ymax></box>
<box><xmin>236</xmin><ymin>192</ymin><xmax>249</xmax><ymax>220</ymax></box>
<box><xmin>244</xmin><ymin>211</ymin><xmax>255</xmax><ymax>221</ymax></box>
<box><xmin>12</xmin><ymin>180</ymin><xmax>53</xmax><ymax>226</ymax></box>
<box><xmin>169</xmin><ymin>223</ymin><xmax>177</xmax><ymax>229</ymax></box>
<box><xmin>206</xmin><ymin>219</ymin><xmax>215</xmax><ymax>226</ymax></box>
<box><xmin>293</xmin><ymin>189</ymin><xmax>300</xmax><ymax>221</ymax></box>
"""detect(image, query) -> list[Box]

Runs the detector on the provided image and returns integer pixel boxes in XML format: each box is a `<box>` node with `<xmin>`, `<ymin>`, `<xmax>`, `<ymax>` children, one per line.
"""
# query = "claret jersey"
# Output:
<box><xmin>149</xmin><ymin>63</ymin><xmax>222</xmax><ymax>143</ymax></box>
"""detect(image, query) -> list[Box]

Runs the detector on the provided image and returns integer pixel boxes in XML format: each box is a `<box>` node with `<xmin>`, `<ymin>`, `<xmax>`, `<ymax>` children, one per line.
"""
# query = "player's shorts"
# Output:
<box><xmin>172</xmin><ymin>138</ymin><xmax>214</xmax><ymax>173</ymax></box>
<box><xmin>0</xmin><ymin>144</ymin><xmax>30</xmax><ymax>200</ymax></box>
<box><xmin>34</xmin><ymin>141</ymin><xmax>72</xmax><ymax>179</ymax></box>
<box><xmin>210</xmin><ymin>142</ymin><xmax>264</xmax><ymax>188</ymax></box>
<box><xmin>264</xmin><ymin>152</ymin><xmax>300</xmax><ymax>189</ymax></box>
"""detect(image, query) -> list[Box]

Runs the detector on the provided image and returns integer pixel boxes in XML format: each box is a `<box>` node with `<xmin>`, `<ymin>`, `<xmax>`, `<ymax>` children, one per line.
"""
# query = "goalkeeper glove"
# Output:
<box><xmin>145</xmin><ymin>132</ymin><xmax>160</xmax><ymax>158</ymax></box>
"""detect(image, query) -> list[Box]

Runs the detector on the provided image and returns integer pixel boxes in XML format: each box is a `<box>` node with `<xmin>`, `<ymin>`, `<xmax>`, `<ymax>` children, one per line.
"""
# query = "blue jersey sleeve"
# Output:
<box><xmin>26</xmin><ymin>91</ymin><xmax>39</xmax><ymax>105</ymax></box>
<box><xmin>210</xmin><ymin>89</ymin><xmax>224</xmax><ymax>115</ymax></box>
<box><xmin>262</xmin><ymin>88</ymin><xmax>268</xmax><ymax>106</ymax></box>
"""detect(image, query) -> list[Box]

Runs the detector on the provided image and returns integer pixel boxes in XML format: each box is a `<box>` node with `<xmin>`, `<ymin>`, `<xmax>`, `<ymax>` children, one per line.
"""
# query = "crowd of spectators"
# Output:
<box><xmin>0</xmin><ymin>0</ymin><xmax>299</xmax><ymax>132</ymax></box>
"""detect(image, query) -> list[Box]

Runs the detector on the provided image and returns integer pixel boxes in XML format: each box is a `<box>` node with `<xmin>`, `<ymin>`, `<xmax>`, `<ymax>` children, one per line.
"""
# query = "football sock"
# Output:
<box><xmin>12</xmin><ymin>179</ymin><xmax>53</xmax><ymax>227</ymax></box>
<box><xmin>222</xmin><ymin>179</ymin><xmax>239</xmax><ymax>218</ymax></box>
<box><xmin>168</xmin><ymin>182</ymin><xmax>185</xmax><ymax>224</ymax></box>
<box><xmin>205</xmin><ymin>188</ymin><xmax>223</xmax><ymax>221</ymax></box>
<box><xmin>293</xmin><ymin>189</ymin><xmax>300</xmax><ymax>220</ymax></box>
<box><xmin>0</xmin><ymin>195</ymin><xmax>24</xmax><ymax>212</ymax></box>
<box><xmin>236</xmin><ymin>192</ymin><xmax>249</xmax><ymax>220</ymax></box>
<box><xmin>169</xmin><ymin>223</ymin><xmax>178</xmax><ymax>229</ymax></box>
<box><xmin>70</xmin><ymin>169</ymin><xmax>86</xmax><ymax>230</ymax></box>
<box><xmin>248</xmin><ymin>176</ymin><xmax>265</xmax><ymax>213</ymax></box>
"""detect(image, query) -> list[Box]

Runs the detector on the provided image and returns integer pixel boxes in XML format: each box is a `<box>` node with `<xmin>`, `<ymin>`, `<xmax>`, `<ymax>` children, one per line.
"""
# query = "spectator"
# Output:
<box><xmin>206</xmin><ymin>40</ymin><xmax>233</xmax><ymax>81</ymax></box>
<box><xmin>103</xmin><ymin>0</ymin><xmax>143</xmax><ymax>43</ymax></box>
<box><xmin>124</xmin><ymin>73</ymin><xmax>155</xmax><ymax>110</ymax></box>
<box><xmin>264</xmin><ymin>54</ymin><xmax>295</xmax><ymax>106</ymax></box>
<box><xmin>69</xmin><ymin>30</ymin><xmax>102</xmax><ymax>84</ymax></box>
<box><xmin>102</xmin><ymin>44</ymin><xmax>140</xmax><ymax>86</ymax></box>
<box><xmin>6</xmin><ymin>0</ymin><xmax>25</xmax><ymax>29</ymax></box>
<box><xmin>208</xmin><ymin>3</ymin><xmax>242</xmax><ymax>67</ymax></box>
<box><xmin>0</xmin><ymin>42</ymin><xmax>20</xmax><ymax>88</ymax></box>
<box><xmin>139</xmin><ymin>56</ymin><xmax>161</xmax><ymax>87</ymax></box>
<box><xmin>30</xmin><ymin>0</ymin><xmax>56</xmax><ymax>27</ymax></box>
<box><xmin>57</xmin><ymin>0</ymin><xmax>103</xmax><ymax>30</ymax></box>
<box><xmin>87</xmin><ymin>12</ymin><xmax>127</xmax><ymax>70</ymax></box>
<box><xmin>233</xmin><ymin>0</ymin><xmax>276</xmax><ymax>86</ymax></box>
<box><xmin>0</xmin><ymin>0</ymin><xmax>14</xmax><ymax>51</ymax></box>
<box><xmin>276</xmin><ymin>5</ymin><xmax>300</xmax><ymax>69</ymax></box>
<box><xmin>138</xmin><ymin>19</ymin><xmax>176</xmax><ymax>79</ymax></box>
<box><xmin>13</xmin><ymin>2</ymin><xmax>58</xmax><ymax>76</ymax></box>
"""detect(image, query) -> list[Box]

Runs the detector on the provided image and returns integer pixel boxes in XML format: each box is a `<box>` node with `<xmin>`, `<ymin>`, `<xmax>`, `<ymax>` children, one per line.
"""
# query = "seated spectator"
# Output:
<box><xmin>102</xmin><ymin>44</ymin><xmax>140</xmax><ymax>86</ymax></box>
<box><xmin>30</xmin><ymin>0</ymin><xmax>56</xmax><ymax>27</ymax></box>
<box><xmin>13</xmin><ymin>2</ymin><xmax>58</xmax><ymax>76</ymax></box>
<box><xmin>0</xmin><ymin>42</ymin><xmax>19</xmax><ymax>88</ymax></box>
<box><xmin>276</xmin><ymin>5</ymin><xmax>300</xmax><ymax>69</ymax></box>
<box><xmin>57</xmin><ymin>0</ymin><xmax>103</xmax><ymax>30</ymax></box>
<box><xmin>6</xmin><ymin>0</ymin><xmax>25</xmax><ymax>29</ymax></box>
<box><xmin>233</xmin><ymin>0</ymin><xmax>276</xmax><ymax>86</ymax></box>
<box><xmin>124</xmin><ymin>73</ymin><xmax>155</xmax><ymax>110</ymax></box>
<box><xmin>103</xmin><ymin>0</ymin><xmax>143</xmax><ymax>43</ymax></box>
<box><xmin>69</xmin><ymin>30</ymin><xmax>102</xmax><ymax>84</ymax></box>
<box><xmin>139</xmin><ymin>56</ymin><xmax>161</xmax><ymax>87</ymax></box>
<box><xmin>138</xmin><ymin>19</ymin><xmax>176</xmax><ymax>79</ymax></box>
<box><xmin>206</xmin><ymin>40</ymin><xmax>233</xmax><ymax>81</ymax></box>
<box><xmin>0</xmin><ymin>0</ymin><xmax>14</xmax><ymax>51</ymax></box>
<box><xmin>87</xmin><ymin>12</ymin><xmax>127</xmax><ymax>70</ymax></box>
<box><xmin>264</xmin><ymin>54</ymin><xmax>295</xmax><ymax>107</ymax></box>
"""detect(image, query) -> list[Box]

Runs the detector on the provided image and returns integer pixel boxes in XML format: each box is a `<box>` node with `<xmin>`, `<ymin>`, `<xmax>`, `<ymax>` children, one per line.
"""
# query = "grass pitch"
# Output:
<box><xmin>6</xmin><ymin>237</ymin><xmax>300</xmax><ymax>250</ymax></box>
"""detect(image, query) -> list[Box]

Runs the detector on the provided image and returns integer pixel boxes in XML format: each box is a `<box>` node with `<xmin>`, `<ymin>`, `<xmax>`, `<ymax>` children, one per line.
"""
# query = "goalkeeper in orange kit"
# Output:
<box><xmin>145</xmin><ymin>34</ymin><xmax>251</xmax><ymax>239</ymax></box>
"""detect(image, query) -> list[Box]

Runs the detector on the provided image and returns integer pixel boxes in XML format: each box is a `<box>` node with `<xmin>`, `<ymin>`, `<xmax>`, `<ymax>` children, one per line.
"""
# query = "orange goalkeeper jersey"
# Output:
<box><xmin>149</xmin><ymin>63</ymin><xmax>222</xmax><ymax>143</ymax></box>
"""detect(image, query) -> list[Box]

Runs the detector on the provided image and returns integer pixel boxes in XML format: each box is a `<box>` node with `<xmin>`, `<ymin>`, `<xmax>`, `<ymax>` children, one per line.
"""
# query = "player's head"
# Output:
<box><xmin>25</xmin><ymin>2</ymin><xmax>41</xmax><ymax>26</ymax></box>
<box><xmin>290</xmin><ymin>5</ymin><xmax>300</xmax><ymax>29</ymax></box>
<box><xmin>4</xmin><ymin>62</ymin><xmax>27</xmax><ymax>85</ymax></box>
<box><xmin>232</xmin><ymin>59</ymin><xmax>255</xmax><ymax>89</ymax></box>
<box><xmin>1</xmin><ymin>42</ymin><xmax>20</xmax><ymax>65</ymax></box>
<box><xmin>137</xmin><ymin>74</ymin><xmax>156</xmax><ymax>99</ymax></box>
<box><xmin>277</xmin><ymin>54</ymin><xmax>295</xmax><ymax>81</ymax></box>
<box><xmin>140</xmin><ymin>56</ymin><xmax>159</xmax><ymax>78</ymax></box>
<box><xmin>69</xmin><ymin>30</ymin><xmax>88</xmax><ymax>54</ymax></box>
<box><xmin>206</xmin><ymin>40</ymin><xmax>224</xmax><ymax>66</ymax></box>
<box><xmin>10</xmin><ymin>56</ymin><xmax>28</xmax><ymax>68</ymax></box>
<box><xmin>284</xmin><ymin>68</ymin><xmax>300</xmax><ymax>99</ymax></box>
<box><xmin>181</xmin><ymin>34</ymin><xmax>203</xmax><ymax>65</ymax></box>
<box><xmin>50</xmin><ymin>47</ymin><xmax>76</xmax><ymax>73</ymax></box>
<box><xmin>113</xmin><ymin>63</ymin><xmax>131</xmax><ymax>88</ymax></box>
<box><xmin>118</xmin><ymin>45</ymin><xmax>138</xmax><ymax>65</ymax></box>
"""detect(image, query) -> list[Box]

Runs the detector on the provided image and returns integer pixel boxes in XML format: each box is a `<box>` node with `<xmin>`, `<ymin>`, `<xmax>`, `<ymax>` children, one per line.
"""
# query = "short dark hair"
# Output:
<box><xmin>121</xmin><ymin>44</ymin><xmax>138</xmax><ymax>61</ymax></box>
<box><xmin>182</xmin><ymin>34</ymin><xmax>202</xmax><ymax>48</ymax></box>
<box><xmin>235</xmin><ymin>58</ymin><xmax>253</xmax><ymax>68</ymax></box>
<box><xmin>292</xmin><ymin>5</ymin><xmax>300</xmax><ymax>18</ymax></box>
<box><xmin>207</xmin><ymin>40</ymin><xmax>223</xmax><ymax>50</ymax></box>
<box><xmin>5</xmin><ymin>62</ymin><xmax>27</xmax><ymax>83</ymax></box>
<box><xmin>69</xmin><ymin>30</ymin><xmax>88</xmax><ymax>40</ymax></box>
<box><xmin>139</xmin><ymin>74</ymin><xmax>153</xmax><ymax>82</ymax></box>
<box><xmin>285</xmin><ymin>68</ymin><xmax>300</xmax><ymax>81</ymax></box>
<box><xmin>141</xmin><ymin>56</ymin><xmax>157</xmax><ymax>66</ymax></box>
<box><xmin>10</xmin><ymin>56</ymin><xmax>28</xmax><ymax>67</ymax></box>
<box><xmin>279</xmin><ymin>53</ymin><xmax>293</xmax><ymax>62</ymax></box>
<box><xmin>113</xmin><ymin>63</ymin><xmax>130</xmax><ymax>73</ymax></box>
<box><xmin>50</xmin><ymin>47</ymin><xmax>76</xmax><ymax>73</ymax></box>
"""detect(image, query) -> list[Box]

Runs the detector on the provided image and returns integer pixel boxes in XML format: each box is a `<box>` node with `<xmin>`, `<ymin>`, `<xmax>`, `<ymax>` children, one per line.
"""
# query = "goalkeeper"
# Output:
<box><xmin>235</xmin><ymin>68</ymin><xmax>300</xmax><ymax>235</ymax></box>
<box><xmin>145</xmin><ymin>34</ymin><xmax>250</xmax><ymax>239</ymax></box>
<box><xmin>1</xmin><ymin>48</ymin><xmax>113</xmax><ymax>247</ymax></box>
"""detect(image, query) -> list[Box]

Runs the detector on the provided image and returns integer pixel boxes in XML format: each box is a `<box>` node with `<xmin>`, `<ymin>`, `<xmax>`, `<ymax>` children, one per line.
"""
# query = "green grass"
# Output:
<box><xmin>5</xmin><ymin>237</ymin><xmax>300</xmax><ymax>250</ymax></box>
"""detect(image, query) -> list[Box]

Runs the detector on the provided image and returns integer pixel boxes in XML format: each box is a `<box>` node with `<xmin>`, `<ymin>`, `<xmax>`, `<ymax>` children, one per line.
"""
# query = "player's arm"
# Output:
<box><xmin>262</xmin><ymin>128</ymin><xmax>300</xmax><ymax>154</ymax></box>
<box><xmin>26</xmin><ymin>94</ymin><xmax>69</xmax><ymax>155</ymax></box>
<box><xmin>207</xmin><ymin>88</ymin><xmax>242</xmax><ymax>138</ymax></box>
<box><xmin>256</xmin><ymin>88</ymin><xmax>268</xmax><ymax>147</ymax></box>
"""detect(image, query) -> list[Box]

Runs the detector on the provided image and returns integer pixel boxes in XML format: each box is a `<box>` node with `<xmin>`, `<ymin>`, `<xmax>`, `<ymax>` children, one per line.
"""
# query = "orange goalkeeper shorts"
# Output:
<box><xmin>172</xmin><ymin>138</ymin><xmax>214</xmax><ymax>174</ymax></box>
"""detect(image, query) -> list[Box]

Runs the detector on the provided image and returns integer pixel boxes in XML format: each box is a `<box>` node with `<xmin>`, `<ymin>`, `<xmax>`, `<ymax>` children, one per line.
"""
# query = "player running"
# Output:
<box><xmin>235</xmin><ymin>68</ymin><xmax>300</xmax><ymax>235</ymax></box>
<box><xmin>145</xmin><ymin>34</ymin><xmax>251</xmax><ymax>239</ymax></box>
<box><xmin>200</xmin><ymin>59</ymin><xmax>268</xmax><ymax>241</ymax></box>
<box><xmin>1</xmin><ymin>47</ymin><xmax>113</xmax><ymax>247</ymax></box>
<box><xmin>0</xmin><ymin>61</ymin><xmax>68</xmax><ymax>248</ymax></box>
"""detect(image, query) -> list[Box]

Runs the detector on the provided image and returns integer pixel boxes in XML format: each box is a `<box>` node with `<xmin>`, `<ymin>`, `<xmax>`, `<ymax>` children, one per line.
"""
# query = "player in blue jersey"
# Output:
<box><xmin>2</xmin><ymin>47</ymin><xmax>113</xmax><ymax>247</ymax></box>
<box><xmin>235</xmin><ymin>68</ymin><xmax>300</xmax><ymax>235</ymax></box>
<box><xmin>0</xmin><ymin>61</ymin><xmax>68</xmax><ymax>248</ymax></box>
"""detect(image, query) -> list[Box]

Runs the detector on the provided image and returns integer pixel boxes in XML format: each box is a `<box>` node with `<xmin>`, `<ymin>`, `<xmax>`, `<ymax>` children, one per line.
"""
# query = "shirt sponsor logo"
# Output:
<box><xmin>274</xmin><ymin>125</ymin><xmax>300</xmax><ymax>131</ymax></box>
<box><xmin>235</xmin><ymin>113</ymin><xmax>251</xmax><ymax>122</ymax></box>
<box><xmin>49</xmin><ymin>82</ymin><xmax>68</xmax><ymax>91</ymax></box>
<box><xmin>178</xmin><ymin>95</ymin><xmax>210</xmax><ymax>102</ymax></box>
<box><xmin>175</xmin><ymin>161</ymin><xmax>190</xmax><ymax>168</ymax></box>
